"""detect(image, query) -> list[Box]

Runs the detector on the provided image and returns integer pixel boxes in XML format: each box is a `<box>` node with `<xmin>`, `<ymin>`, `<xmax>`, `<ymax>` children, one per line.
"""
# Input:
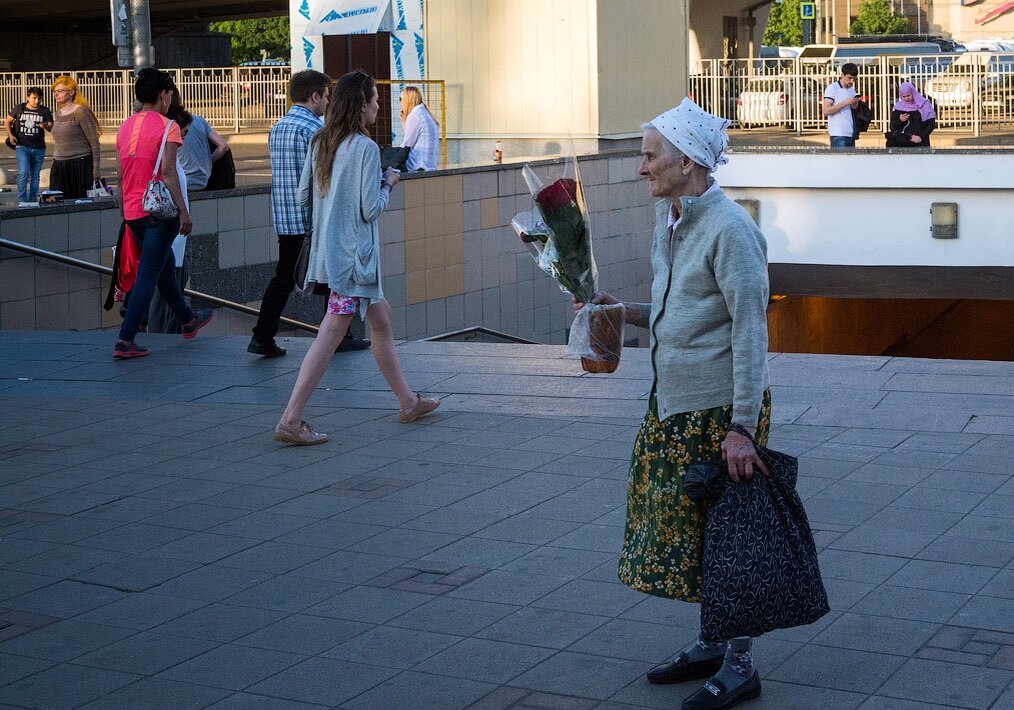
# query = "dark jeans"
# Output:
<box><xmin>252</xmin><ymin>234</ymin><xmax>302</xmax><ymax>344</ymax></box>
<box><xmin>829</xmin><ymin>136</ymin><xmax>856</xmax><ymax>148</ymax></box>
<box><xmin>119</xmin><ymin>216</ymin><xmax>194</xmax><ymax>342</ymax></box>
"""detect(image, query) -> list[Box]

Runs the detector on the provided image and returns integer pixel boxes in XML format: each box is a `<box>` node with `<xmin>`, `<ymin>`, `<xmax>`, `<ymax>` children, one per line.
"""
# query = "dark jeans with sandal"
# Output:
<box><xmin>119</xmin><ymin>216</ymin><xmax>195</xmax><ymax>343</ymax></box>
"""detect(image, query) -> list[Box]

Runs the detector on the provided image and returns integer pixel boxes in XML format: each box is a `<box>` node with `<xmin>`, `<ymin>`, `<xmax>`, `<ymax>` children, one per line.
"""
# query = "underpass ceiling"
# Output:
<box><xmin>3</xmin><ymin>0</ymin><xmax>287</xmax><ymax>28</ymax></box>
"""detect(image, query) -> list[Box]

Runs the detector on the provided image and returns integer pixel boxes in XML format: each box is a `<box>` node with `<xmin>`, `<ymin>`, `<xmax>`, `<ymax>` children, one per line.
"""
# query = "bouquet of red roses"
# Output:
<box><xmin>512</xmin><ymin>158</ymin><xmax>624</xmax><ymax>373</ymax></box>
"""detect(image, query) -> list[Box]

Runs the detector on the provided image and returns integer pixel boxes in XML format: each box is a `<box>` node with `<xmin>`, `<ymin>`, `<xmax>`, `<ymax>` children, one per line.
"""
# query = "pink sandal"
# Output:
<box><xmin>399</xmin><ymin>393</ymin><xmax>441</xmax><ymax>423</ymax></box>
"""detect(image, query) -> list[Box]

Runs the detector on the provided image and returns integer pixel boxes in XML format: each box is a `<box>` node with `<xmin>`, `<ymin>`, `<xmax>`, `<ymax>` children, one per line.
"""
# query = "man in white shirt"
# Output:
<box><xmin>822</xmin><ymin>63</ymin><xmax>860</xmax><ymax>148</ymax></box>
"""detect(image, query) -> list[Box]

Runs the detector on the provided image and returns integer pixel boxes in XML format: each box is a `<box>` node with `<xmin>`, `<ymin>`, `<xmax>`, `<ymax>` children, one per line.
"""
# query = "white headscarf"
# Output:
<box><xmin>649</xmin><ymin>97</ymin><xmax>730</xmax><ymax>172</ymax></box>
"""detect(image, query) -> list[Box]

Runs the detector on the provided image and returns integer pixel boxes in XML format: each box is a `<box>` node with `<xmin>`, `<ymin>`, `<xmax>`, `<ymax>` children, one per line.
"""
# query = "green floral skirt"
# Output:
<box><xmin>617</xmin><ymin>388</ymin><xmax>772</xmax><ymax>602</ymax></box>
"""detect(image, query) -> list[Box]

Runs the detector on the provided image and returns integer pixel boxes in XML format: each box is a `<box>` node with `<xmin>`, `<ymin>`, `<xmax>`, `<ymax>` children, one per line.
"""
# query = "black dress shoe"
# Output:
<box><xmin>647</xmin><ymin>652</ymin><xmax>724</xmax><ymax>684</ymax></box>
<box><xmin>247</xmin><ymin>338</ymin><xmax>286</xmax><ymax>358</ymax></box>
<box><xmin>336</xmin><ymin>334</ymin><xmax>371</xmax><ymax>352</ymax></box>
<box><xmin>682</xmin><ymin>672</ymin><xmax>761</xmax><ymax>710</ymax></box>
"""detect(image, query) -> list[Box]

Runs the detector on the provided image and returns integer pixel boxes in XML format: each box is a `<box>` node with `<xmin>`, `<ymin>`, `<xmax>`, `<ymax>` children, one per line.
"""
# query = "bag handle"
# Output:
<box><xmin>729</xmin><ymin>422</ymin><xmax>758</xmax><ymax>448</ymax></box>
<box><xmin>151</xmin><ymin>118</ymin><xmax>173</xmax><ymax>180</ymax></box>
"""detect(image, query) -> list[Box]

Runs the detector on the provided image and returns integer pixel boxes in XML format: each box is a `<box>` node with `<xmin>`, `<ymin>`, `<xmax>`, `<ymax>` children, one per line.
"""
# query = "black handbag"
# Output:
<box><xmin>291</xmin><ymin>198</ymin><xmax>328</xmax><ymax>296</ymax></box>
<box><xmin>693</xmin><ymin>424</ymin><xmax>830</xmax><ymax>641</ymax></box>
<box><xmin>380</xmin><ymin>145</ymin><xmax>410</xmax><ymax>171</ymax></box>
<box><xmin>205</xmin><ymin>142</ymin><xmax>236</xmax><ymax>190</ymax></box>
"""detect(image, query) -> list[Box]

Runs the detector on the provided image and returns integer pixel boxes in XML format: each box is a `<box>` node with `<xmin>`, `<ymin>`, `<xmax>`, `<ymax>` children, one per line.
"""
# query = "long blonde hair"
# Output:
<box><xmin>313</xmin><ymin>70</ymin><xmax>374</xmax><ymax>196</ymax></box>
<box><xmin>52</xmin><ymin>75</ymin><xmax>102</xmax><ymax>134</ymax></box>
<box><xmin>400</xmin><ymin>86</ymin><xmax>437</xmax><ymax>125</ymax></box>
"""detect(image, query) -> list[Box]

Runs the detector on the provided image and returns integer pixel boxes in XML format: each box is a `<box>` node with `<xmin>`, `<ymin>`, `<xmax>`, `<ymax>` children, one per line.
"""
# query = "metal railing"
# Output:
<box><xmin>689</xmin><ymin>55</ymin><xmax>1014</xmax><ymax>136</ymax></box>
<box><xmin>0</xmin><ymin>237</ymin><xmax>319</xmax><ymax>334</ymax></box>
<box><xmin>1</xmin><ymin>67</ymin><xmax>292</xmax><ymax>132</ymax></box>
<box><xmin>0</xmin><ymin>70</ymin><xmax>449</xmax><ymax>152</ymax></box>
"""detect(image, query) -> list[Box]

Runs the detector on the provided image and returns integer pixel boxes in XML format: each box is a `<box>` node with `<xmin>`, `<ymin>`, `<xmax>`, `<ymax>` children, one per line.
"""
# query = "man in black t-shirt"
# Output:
<box><xmin>5</xmin><ymin>88</ymin><xmax>54</xmax><ymax>206</ymax></box>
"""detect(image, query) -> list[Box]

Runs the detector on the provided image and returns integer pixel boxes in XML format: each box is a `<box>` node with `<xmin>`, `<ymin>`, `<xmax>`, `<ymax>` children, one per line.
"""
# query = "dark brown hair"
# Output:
<box><xmin>289</xmin><ymin>69</ymin><xmax>331</xmax><ymax>104</ymax></box>
<box><xmin>313</xmin><ymin>70</ymin><xmax>375</xmax><ymax>196</ymax></box>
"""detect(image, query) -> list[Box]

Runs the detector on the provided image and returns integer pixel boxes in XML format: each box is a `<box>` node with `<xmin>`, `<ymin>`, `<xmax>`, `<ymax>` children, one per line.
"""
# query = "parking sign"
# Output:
<box><xmin>800</xmin><ymin>2</ymin><xmax>816</xmax><ymax>20</ymax></box>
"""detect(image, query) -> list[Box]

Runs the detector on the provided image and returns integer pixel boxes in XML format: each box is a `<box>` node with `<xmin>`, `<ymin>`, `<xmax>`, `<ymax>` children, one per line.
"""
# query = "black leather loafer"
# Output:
<box><xmin>248</xmin><ymin>338</ymin><xmax>286</xmax><ymax>358</ymax></box>
<box><xmin>646</xmin><ymin>652</ymin><xmax>724</xmax><ymax>684</ymax></box>
<box><xmin>336</xmin><ymin>335</ymin><xmax>371</xmax><ymax>352</ymax></box>
<box><xmin>682</xmin><ymin>672</ymin><xmax>761</xmax><ymax>710</ymax></box>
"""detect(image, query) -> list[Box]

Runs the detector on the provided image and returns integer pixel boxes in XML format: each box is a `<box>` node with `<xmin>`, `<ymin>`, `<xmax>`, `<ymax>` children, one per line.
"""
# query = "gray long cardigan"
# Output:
<box><xmin>298</xmin><ymin>132</ymin><xmax>389</xmax><ymax>315</ymax></box>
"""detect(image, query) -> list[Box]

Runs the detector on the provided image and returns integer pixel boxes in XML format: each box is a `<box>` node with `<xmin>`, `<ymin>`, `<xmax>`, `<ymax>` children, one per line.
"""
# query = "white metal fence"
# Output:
<box><xmin>0</xmin><ymin>67</ymin><xmax>291</xmax><ymax>132</ymax></box>
<box><xmin>690</xmin><ymin>54</ymin><xmax>1014</xmax><ymax>135</ymax></box>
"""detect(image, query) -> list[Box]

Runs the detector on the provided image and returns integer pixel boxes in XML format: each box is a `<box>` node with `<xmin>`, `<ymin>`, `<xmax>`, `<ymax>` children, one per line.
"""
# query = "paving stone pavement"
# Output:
<box><xmin>0</xmin><ymin>330</ymin><xmax>1012</xmax><ymax>710</ymax></box>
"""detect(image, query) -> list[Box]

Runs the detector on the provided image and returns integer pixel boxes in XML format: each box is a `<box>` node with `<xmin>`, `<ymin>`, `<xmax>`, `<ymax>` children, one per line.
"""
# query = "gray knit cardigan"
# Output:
<box><xmin>631</xmin><ymin>187</ymin><xmax>770</xmax><ymax>426</ymax></box>
<box><xmin>298</xmin><ymin>133</ymin><xmax>389</xmax><ymax>315</ymax></box>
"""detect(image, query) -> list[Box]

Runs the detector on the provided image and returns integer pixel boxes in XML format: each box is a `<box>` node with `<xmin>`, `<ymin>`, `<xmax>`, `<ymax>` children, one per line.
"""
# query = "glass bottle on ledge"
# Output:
<box><xmin>493</xmin><ymin>140</ymin><xmax>503</xmax><ymax>164</ymax></box>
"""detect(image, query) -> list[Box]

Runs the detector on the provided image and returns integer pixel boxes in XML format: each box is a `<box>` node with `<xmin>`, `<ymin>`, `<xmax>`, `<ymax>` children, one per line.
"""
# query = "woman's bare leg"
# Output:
<box><xmin>365</xmin><ymin>300</ymin><xmax>416</xmax><ymax>409</ymax></box>
<box><xmin>278</xmin><ymin>311</ymin><xmax>352</xmax><ymax>429</ymax></box>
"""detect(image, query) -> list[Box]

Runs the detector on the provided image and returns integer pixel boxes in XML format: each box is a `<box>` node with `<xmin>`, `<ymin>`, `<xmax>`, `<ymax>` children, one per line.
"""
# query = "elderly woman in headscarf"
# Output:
<box><xmin>50</xmin><ymin>75</ymin><xmax>102</xmax><ymax>198</ymax></box>
<box><xmin>886</xmin><ymin>81</ymin><xmax>936</xmax><ymax>147</ymax></box>
<box><xmin>575</xmin><ymin>98</ymin><xmax>770</xmax><ymax>710</ymax></box>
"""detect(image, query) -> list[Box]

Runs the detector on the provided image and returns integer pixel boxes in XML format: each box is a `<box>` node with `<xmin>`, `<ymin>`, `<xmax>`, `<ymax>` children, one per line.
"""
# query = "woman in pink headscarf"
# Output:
<box><xmin>886</xmin><ymin>81</ymin><xmax>937</xmax><ymax>147</ymax></box>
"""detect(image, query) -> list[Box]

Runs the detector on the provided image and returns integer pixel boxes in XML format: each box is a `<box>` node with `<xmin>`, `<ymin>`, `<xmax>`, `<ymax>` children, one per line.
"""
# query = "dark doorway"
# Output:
<box><xmin>322</xmin><ymin>32</ymin><xmax>395</xmax><ymax>144</ymax></box>
<box><xmin>722</xmin><ymin>16</ymin><xmax>739</xmax><ymax>60</ymax></box>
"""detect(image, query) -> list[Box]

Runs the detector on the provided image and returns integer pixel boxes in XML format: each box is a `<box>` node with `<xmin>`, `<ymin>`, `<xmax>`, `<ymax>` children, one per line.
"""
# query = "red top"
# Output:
<box><xmin>116</xmin><ymin>111</ymin><xmax>181</xmax><ymax>220</ymax></box>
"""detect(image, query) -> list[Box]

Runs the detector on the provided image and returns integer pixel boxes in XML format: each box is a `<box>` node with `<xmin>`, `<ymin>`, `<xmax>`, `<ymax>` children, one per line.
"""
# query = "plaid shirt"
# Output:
<box><xmin>270</xmin><ymin>105</ymin><xmax>323</xmax><ymax>236</ymax></box>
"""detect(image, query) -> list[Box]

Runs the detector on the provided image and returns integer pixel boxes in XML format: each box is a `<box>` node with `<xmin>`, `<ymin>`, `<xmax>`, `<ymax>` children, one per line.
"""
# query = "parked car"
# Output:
<box><xmin>736</xmin><ymin>77</ymin><xmax>792</xmax><ymax>126</ymax></box>
<box><xmin>735</xmin><ymin>75</ymin><xmax>824</xmax><ymax>128</ymax></box>
<box><xmin>924</xmin><ymin>52</ymin><xmax>1014</xmax><ymax>109</ymax></box>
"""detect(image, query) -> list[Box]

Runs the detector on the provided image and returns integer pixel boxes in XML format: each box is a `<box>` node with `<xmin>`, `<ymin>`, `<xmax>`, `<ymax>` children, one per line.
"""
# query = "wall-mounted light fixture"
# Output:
<box><xmin>735</xmin><ymin>199</ymin><xmax>760</xmax><ymax>225</ymax></box>
<box><xmin>931</xmin><ymin>202</ymin><xmax>958</xmax><ymax>239</ymax></box>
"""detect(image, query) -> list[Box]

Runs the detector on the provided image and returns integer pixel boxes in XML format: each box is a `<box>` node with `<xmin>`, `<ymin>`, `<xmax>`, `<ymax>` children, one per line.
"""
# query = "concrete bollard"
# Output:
<box><xmin>0</xmin><ymin>166</ymin><xmax>12</xmax><ymax>186</ymax></box>
<box><xmin>39</xmin><ymin>167</ymin><xmax>51</xmax><ymax>188</ymax></box>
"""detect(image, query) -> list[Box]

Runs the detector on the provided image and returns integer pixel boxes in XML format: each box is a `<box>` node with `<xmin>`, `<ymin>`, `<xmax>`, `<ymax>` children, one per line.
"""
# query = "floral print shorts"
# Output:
<box><xmin>327</xmin><ymin>292</ymin><xmax>359</xmax><ymax>316</ymax></box>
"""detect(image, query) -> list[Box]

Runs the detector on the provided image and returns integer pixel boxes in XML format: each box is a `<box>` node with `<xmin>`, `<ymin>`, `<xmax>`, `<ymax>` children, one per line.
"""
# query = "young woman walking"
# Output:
<box><xmin>274</xmin><ymin>70</ymin><xmax>439</xmax><ymax>446</ymax></box>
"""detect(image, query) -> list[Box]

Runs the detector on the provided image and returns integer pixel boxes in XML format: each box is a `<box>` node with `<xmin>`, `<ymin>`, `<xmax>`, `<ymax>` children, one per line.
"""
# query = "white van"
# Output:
<box><xmin>924</xmin><ymin>51</ymin><xmax>1014</xmax><ymax>109</ymax></box>
<box><xmin>798</xmin><ymin>42</ymin><xmax>942</xmax><ymax>61</ymax></box>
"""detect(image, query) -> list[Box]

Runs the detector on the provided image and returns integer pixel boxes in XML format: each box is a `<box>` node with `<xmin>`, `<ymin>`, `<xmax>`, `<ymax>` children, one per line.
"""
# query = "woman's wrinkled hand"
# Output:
<box><xmin>910</xmin><ymin>135</ymin><xmax>922</xmax><ymax>144</ymax></box>
<box><xmin>178</xmin><ymin>210</ymin><xmax>193</xmax><ymax>236</ymax></box>
<box><xmin>572</xmin><ymin>291</ymin><xmax>617</xmax><ymax>313</ymax></box>
<box><xmin>721</xmin><ymin>428</ymin><xmax>768</xmax><ymax>482</ymax></box>
<box><xmin>384</xmin><ymin>168</ymin><xmax>400</xmax><ymax>188</ymax></box>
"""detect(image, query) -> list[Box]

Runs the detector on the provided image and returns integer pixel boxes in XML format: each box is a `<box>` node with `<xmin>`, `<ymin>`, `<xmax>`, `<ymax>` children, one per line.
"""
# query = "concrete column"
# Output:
<box><xmin>596</xmin><ymin>0</ymin><xmax>690</xmax><ymax>137</ymax></box>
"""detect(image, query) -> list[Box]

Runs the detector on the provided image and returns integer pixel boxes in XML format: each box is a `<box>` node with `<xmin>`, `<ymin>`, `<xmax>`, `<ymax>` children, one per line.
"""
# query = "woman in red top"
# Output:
<box><xmin>113</xmin><ymin>68</ymin><xmax>212</xmax><ymax>359</ymax></box>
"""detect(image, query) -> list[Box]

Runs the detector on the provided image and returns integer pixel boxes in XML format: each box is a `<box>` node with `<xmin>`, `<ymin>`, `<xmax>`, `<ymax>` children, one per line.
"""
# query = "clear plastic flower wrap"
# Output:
<box><xmin>511</xmin><ymin>156</ymin><xmax>624</xmax><ymax>373</ymax></box>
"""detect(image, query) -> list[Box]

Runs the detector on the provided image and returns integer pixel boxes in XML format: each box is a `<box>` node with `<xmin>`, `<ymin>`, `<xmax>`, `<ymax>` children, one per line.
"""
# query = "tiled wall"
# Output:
<box><xmin>0</xmin><ymin>153</ymin><xmax>655</xmax><ymax>344</ymax></box>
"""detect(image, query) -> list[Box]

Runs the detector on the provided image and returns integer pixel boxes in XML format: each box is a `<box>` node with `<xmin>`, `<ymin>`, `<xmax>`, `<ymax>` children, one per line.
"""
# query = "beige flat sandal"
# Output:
<box><xmin>273</xmin><ymin>420</ymin><xmax>328</xmax><ymax>446</ymax></box>
<box><xmin>399</xmin><ymin>393</ymin><xmax>441</xmax><ymax>423</ymax></box>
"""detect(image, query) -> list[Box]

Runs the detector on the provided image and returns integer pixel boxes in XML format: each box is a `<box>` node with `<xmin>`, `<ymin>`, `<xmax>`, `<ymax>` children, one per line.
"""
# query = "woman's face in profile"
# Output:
<box><xmin>362</xmin><ymin>87</ymin><xmax>380</xmax><ymax>126</ymax></box>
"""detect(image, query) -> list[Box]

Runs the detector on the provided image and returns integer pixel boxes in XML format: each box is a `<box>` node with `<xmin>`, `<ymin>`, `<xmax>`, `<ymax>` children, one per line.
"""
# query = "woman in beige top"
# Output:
<box><xmin>50</xmin><ymin>75</ymin><xmax>101</xmax><ymax>198</ymax></box>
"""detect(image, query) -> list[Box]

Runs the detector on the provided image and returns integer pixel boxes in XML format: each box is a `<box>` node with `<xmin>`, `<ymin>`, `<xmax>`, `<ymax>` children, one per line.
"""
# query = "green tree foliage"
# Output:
<box><xmin>210</xmin><ymin>16</ymin><xmax>290</xmax><ymax>64</ymax></box>
<box><xmin>850</xmin><ymin>0</ymin><xmax>909</xmax><ymax>35</ymax></box>
<box><xmin>763</xmin><ymin>0</ymin><xmax>804</xmax><ymax>47</ymax></box>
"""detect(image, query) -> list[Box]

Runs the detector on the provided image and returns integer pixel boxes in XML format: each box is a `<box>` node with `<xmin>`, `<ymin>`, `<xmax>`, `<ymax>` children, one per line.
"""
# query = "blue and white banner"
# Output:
<box><xmin>290</xmin><ymin>0</ymin><xmax>323</xmax><ymax>71</ymax></box>
<box><xmin>293</xmin><ymin>0</ymin><xmax>423</xmax><ymax>74</ymax></box>
<box><xmin>305</xmin><ymin>0</ymin><xmax>393</xmax><ymax>36</ymax></box>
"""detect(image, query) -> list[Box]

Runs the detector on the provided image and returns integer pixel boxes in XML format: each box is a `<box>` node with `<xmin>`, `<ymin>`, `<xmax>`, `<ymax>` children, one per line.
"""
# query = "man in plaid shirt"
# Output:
<box><xmin>249</xmin><ymin>70</ymin><xmax>370</xmax><ymax>357</ymax></box>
